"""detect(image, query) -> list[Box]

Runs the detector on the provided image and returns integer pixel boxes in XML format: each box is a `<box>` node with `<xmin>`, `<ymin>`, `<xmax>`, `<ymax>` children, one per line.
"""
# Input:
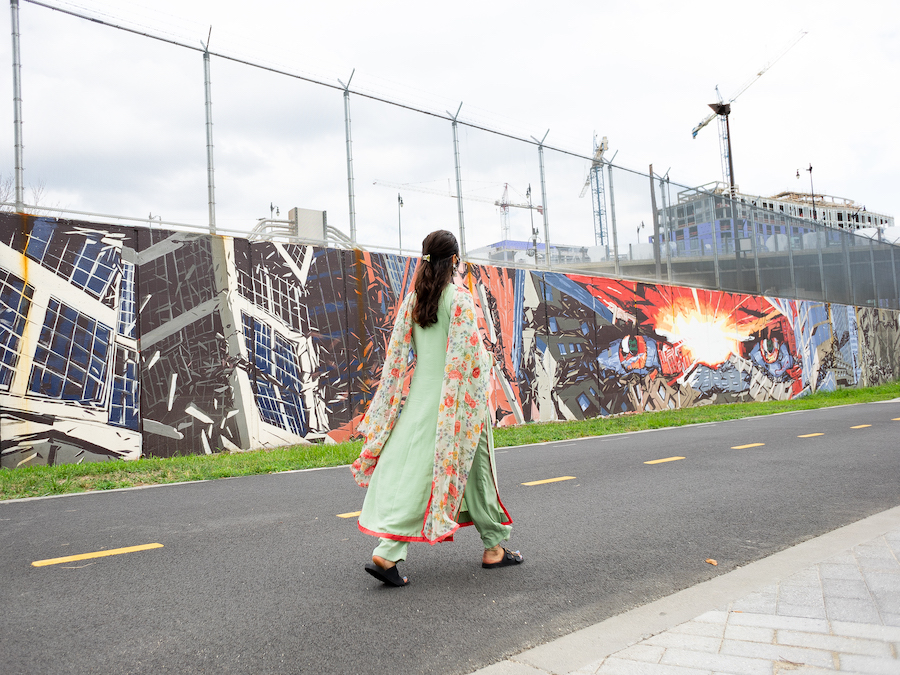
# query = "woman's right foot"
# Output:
<box><xmin>482</xmin><ymin>545</ymin><xmax>524</xmax><ymax>569</ymax></box>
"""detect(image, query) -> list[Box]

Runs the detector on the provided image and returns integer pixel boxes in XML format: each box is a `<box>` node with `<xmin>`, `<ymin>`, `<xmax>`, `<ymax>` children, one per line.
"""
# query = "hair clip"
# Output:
<box><xmin>422</xmin><ymin>254</ymin><xmax>431</xmax><ymax>262</ymax></box>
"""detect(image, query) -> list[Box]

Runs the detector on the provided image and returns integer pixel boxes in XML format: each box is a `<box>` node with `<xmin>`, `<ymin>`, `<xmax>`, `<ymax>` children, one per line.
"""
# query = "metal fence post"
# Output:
<box><xmin>711</xmin><ymin>195</ymin><xmax>721</xmax><ymax>288</ymax></box>
<box><xmin>785</xmin><ymin>217</ymin><xmax>797</xmax><ymax>299</ymax></box>
<box><xmin>649</xmin><ymin>165</ymin><xmax>661</xmax><ymax>281</ymax></box>
<box><xmin>659</xmin><ymin>174</ymin><xmax>673</xmax><ymax>284</ymax></box>
<box><xmin>750</xmin><ymin>203</ymin><xmax>761</xmax><ymax>294</ymax></box>
<box><xmin>869</xmin><ymin>238</ymin><xmax>877</xmax><ymax>307</ymax></box>
<box><xmin>10</xmin><ymin>0</ymin><xmax>24</xmax><ymax>212</ymax></box>
<box><xmin>815</xmin><ymin>224</ymin><xmax>826</xmax><ymax>301</ymax></box>
<box><xmin>607</xmin><ymin>163</ymin><xmax>620</xmax><ymax>277</ymax></box>
<box><xmin>532</xmin><ymin>130</ymin><xmax>551</xmax><ymax>269</ymax></box>
<box><xmin>891</xmin><ymin>245</ymin><xmax>899</xmax><ymax>311</ymax></box>
<box><xmin>729</xmin><ymin>196</ymin><xmax>743</xmax><ymax>291</ymax></box>
<box><xmin>202</xmin><ymin>39</ymin><xmax>216</xmax><ymax>234</ymax></box>
<box><xmin>448</xmin><ymin>103</ymin><xmax>466</xmax><ymax>259</ymax></box>
<box><xmin>338</xmin><ymin>70</ymin><xmax>357</xmax><ymax>245</ymax></box>
<box><xmin>842</xmin><ymin>229</ymin><xmax>853</xmax><ymax>304</ymax></box>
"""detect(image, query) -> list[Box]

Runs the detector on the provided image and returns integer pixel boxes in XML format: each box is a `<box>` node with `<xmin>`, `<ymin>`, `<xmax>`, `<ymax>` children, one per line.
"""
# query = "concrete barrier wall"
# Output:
<box><xmin>1</xmin><ymin>212</ymin><xmax>898</xmax><ymax>468</ymax></box>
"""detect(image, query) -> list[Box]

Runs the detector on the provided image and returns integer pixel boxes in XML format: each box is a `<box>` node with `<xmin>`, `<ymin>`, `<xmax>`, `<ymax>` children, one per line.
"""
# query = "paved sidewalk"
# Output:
<box><xmin>474</xmin><ymin>506</ymin><xmax>900</xmax><ymax>675</ymax></box>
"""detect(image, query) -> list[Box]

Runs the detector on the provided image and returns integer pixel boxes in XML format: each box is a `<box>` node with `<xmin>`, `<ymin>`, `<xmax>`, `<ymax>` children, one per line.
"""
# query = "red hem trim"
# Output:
<box><xmin>357</xmin><ymin>521</ymin><xmax>431</xmax><ymax>543</ymax></box>
<box><xmin>357</xmin><ymin>519</ymin><xmax>460</xmax><ymax>546</ymax></box>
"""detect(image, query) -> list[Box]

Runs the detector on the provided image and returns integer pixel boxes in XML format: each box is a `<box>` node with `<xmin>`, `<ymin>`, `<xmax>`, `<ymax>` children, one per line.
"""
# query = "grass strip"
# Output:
<box><xmin>493</xmin><ymin>381</ymin><xmax>900</xmax><ymax>447</ymax></box>
<box><xmin>2</xmin><ymin>382</ymin><xmax>897</xmax><ymax>501</ymax></box>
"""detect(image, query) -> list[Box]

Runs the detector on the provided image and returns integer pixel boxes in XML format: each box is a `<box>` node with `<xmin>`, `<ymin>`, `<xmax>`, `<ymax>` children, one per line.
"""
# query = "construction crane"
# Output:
<box><xmin>578</xmin><ymin>135</ymin><xmax>609</xmax><ymax>247</ymax></box>
<box><xmin>372</xmin><ymin>180</ymin><xmax>541</xmax><ymax>242</ymax></box>
<box><xmin>692</xmin><ymin>30</ymin><xmax>807</xmax><ymax>195</ymax></box>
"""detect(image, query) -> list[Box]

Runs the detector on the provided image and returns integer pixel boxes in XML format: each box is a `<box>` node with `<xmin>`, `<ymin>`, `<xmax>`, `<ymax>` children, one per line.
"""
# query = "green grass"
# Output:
<box><xmin>2</xmin><ymin>381</ymin><xmax>898</xmax><ymax>501</ymax></box>
<box><xmin>493</xmin><ymin>381</ymin><xmax>900</xmax><ymax>447</ymax></box>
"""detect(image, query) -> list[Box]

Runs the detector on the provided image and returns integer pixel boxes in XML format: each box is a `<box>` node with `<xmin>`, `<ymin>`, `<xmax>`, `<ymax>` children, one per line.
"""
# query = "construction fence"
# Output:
<box><xmin>5</xmin><ymin>2</ymin><xmax>897</xmax><ymax>315</ymax></box>
<box><xmin>1</xmin><ymin>211</ymin><xmax>898</xmax><ymax>468</ymax></box>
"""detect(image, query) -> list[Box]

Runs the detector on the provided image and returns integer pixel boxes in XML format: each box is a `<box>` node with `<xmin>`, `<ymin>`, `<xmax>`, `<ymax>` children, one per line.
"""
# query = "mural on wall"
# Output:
<box><xmin>0</xmin><ymin>212</ymin><xmax>898</xmax><ymax>467</ymax></box>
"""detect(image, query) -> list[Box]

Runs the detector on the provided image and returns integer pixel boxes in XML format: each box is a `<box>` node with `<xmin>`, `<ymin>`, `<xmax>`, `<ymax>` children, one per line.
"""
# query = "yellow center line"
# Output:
<box><xmin>893</xmin><ymin>417</ymin><xmax>900</xmax><ymax>421</ymax></box>
<box><xmin>521</xmin><ymin>476</ymin><xmax>576</xmax><ymax>486</ymax></box>
<box><xmin>337</xmin><ymin>510</ymin><xmax>362</xmax><ymax>519</ymax></box>
<box><xmin>731</xmin><ymin>443</ymin><xmax>765</xmax><ymax>449</ymax></box>
<box><xmin>644</xmin><ymin>456</ymin><xmax>685</xmax><ymax>465</ymax></box>
<box><xmin>798</xmin><ymin>433</ymin><xmax>824</xmax><ymax>438</ymax></box>
<box><xmin>850</xmin><ymin>424</ymin><xmax>871</xmax><ymax>429</ymax></box>
<box><xmin>32</xmin><ymin>543</ymin><xmax>163</xmax><ymax>568</ymax></box>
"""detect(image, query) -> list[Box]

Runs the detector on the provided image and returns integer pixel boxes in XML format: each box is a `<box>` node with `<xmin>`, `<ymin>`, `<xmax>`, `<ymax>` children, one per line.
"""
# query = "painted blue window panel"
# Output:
<box><xmin>558</xmin><ymin>343</ymin><xmax>566</xmax><ymax>355</ymax></box>
<box><xmin>24</xmin><ymin>219</ymin><xmax>53</xmax><ymax>262</ymax></box>
<box><xmin>548</xmin><ymin>317</ymin><xmax>558</xmax><ymax>333</ymax></box>
<box><xmin>273</xmin><ymin>333</ymin><xmax>307</xmax><ymax>436</ymax></box>
<box><xmin>117</xmin><ymin>262</ymin><xmax>136</xmax><ymax>338</ymax></box>
<box><xmin>384</xmin><ymin>254</ymin><xmax>411</xmax><ymax>297</ymax></box>
<box><xmin>0</xmin><ymin>267</ymin><xmax>34</xmax><ymax>391</ymax></box>
<box><xmin>577</xmin><ymin>393</ymin><xmax>590</xmax><ymax>411</ymax></box>
<box><xmin>70</xmin><ymin>238</ymin><xmax>118</xmax><ymax>300</ymax></box>
<box><xmin>29</xmin><ymin>298</ymin><xmax>111</xmax><ymax>406</ymax></box>
<box><xmin>109</xmin><ymin>345</ymin><xmax>139</xmax><ymax>429</ymax></box>
<box><xmin>241</xmin><ymin>312</ymin><xmax>308</xmax><ymax>437</ymax></box>
<box><xmin>25</xmin><ymin>220</ymin><xmax>119</xmax><ymax>302</ymax></box>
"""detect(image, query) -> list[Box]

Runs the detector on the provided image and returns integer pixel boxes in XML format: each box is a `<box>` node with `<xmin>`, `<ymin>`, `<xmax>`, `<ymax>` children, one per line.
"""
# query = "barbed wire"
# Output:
<box><xmin>22</xmin><ymin>0</ymin><xmax>595</xmax><ymax>164</ymax></box>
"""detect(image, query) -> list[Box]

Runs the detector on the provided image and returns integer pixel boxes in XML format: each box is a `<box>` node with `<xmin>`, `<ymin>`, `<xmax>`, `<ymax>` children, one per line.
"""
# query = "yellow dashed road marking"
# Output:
<box><xmin>521</xmin><ymin>476</ymin><xmax>576</xmax><ymax>486</ymax></box>
<box><xmin>644</xmin><ymin>457</ymin><xmax>685</xmax><ymax>465</ymax></box>
<box><xmin>731</xmin><ymin>443</ymin><xmax>765</xmax><ymax>449</ymax></box>
<box><xmin>893</xmin><ymin>418</ymin><xmax>900</xmax><ymax>421</ymax></box>
<box><xmin>32</xmin><ymin>543</ymin><xmax>163</xmax><ymax>568</ymax></box>
<box><xmin>851</xmin><ymin>425</ymin><xmax>871</xmax><ymax>429</ymax></box>
<box><xmin>337</xmin><ymin>511</ymin><xmax>362</xmax><ymax>519</ymax></box>
<box><xmin>798</xmin><ymin>433</ymin><xmax>824</xmax><ymax>438</ymax></box>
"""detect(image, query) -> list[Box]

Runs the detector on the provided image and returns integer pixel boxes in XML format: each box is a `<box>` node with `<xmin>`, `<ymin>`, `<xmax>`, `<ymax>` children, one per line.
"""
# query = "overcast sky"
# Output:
<box><xmin>1</xmin><ymin>0</ymin><xmax>898</xmax><ymax>253</ymax></box>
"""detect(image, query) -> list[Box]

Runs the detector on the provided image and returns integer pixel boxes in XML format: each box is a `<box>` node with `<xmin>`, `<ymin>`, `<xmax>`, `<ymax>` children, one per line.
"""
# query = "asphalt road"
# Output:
<box><xmin>2</xmin><ymin>400</ymin><xmax>899</xmax><ymax>674</ymax></box>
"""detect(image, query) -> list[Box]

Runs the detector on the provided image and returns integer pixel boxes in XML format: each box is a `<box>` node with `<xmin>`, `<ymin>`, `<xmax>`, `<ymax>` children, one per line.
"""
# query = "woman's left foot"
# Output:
<box><xmin>365</xmin><ymin>555</ymin><xmax>409</xmax><ymax>586</ymax></box>
<box><xmin>364</xmin><ymin>562</ymin><xmax>409</xmax><ymax>586</ymax></box>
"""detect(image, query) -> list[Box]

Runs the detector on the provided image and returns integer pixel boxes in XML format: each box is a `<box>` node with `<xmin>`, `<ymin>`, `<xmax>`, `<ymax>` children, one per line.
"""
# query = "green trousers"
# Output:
<box><xmin>372</xmin><ymin>430</ymin><xmax>511</xmax><ymax>562</ymax></box>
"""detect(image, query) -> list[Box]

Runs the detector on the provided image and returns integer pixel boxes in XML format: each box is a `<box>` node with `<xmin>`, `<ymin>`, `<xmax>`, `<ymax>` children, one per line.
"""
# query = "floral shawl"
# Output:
<box><xmin>351</xmin><ymin>285</ymin><xmax>491</xmax><ymax>543</ymax></box>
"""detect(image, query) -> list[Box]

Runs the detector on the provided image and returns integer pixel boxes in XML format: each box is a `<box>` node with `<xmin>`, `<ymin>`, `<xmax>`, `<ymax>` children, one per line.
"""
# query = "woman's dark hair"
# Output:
<box><xmin>412</xmin><ymin>230</ymin><xmax>459</xmax><ymax>327</ymax></box>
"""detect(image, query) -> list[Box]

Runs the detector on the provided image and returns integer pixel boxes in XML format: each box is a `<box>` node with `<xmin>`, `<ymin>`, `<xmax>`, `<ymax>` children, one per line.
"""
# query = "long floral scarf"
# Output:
<box><xmin>351</xmin><ymin>285</ymin><xmax>490</xmax><ymax>543</ymax></box>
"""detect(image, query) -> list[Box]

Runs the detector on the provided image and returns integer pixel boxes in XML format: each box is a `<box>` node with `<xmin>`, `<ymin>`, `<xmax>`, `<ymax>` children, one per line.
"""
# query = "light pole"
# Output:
<box><xmin>797</xmin><ymin>164</ymin><xmax>815</xmax><ymax>221</ymax></box>
<box><xmin>798</xmin><ymin>164</ymin><xmax>826</xmax><ymax>298</ymax></box>
<box><xmin>270</xmin><ymin>202</ymin><xmax>280</xmax><ymax>219</ymax></box>
<box><xmin>398</xmin><ymin>193</ymin><xmax>403</xmax><ymax>253</ymax></box>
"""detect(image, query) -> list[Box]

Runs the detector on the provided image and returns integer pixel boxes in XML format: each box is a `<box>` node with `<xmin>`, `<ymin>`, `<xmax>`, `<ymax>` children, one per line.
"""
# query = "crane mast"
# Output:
<box><xmin>578</xmin><ymin>135</ymin><xmax>609</xmax><ymax>247</ymax></box>
<box><xmin>499</xmin><ymin>183</ymin><xmax>510</xmax><ymax>241</ymax></box>
<box><xmin>692</xmin><ymin>30</ymin><xmax>807</xmax><ymax>194</ymax></box>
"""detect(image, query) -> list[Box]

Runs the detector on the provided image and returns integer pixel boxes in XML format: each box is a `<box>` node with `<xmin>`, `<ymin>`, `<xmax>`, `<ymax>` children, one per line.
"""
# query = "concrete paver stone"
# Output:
<box><xmin>470</xmin><ymin>506</ymin><xmax>900</xmax><ymax>675</ymax></box>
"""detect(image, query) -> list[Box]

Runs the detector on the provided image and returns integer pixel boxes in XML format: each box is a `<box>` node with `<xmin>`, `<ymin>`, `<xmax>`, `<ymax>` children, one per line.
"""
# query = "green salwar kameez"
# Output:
<box><xmin>358</xmin><ymin>284</ymin><xmax>512</xmax><ymax>561</ymax></box>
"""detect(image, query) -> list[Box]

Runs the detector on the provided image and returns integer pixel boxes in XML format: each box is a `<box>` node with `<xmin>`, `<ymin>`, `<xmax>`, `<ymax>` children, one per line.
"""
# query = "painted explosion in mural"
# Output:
<box><xmin>0</xmin><ymin>213</ymin><xmax>898</xmax><ymax>468</ymax></box>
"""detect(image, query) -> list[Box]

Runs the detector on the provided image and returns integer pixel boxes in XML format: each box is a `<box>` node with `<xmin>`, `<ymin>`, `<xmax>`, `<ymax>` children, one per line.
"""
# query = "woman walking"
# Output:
<box><xmin>351</xmin><ymin>230</ymin><xmax>522</xmax><ymax>587</ymax></box>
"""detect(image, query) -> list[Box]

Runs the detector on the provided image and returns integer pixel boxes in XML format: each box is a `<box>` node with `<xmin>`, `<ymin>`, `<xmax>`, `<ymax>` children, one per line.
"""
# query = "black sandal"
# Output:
<box><xmin>482</xmin><ymin>547</ymin><xmax>524</xmax><ymax>569</ymax></box>
<box><xmin>364</xmin><ymin>562</ymin><xmax>409</xmax><ymax>586</ymax></box>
